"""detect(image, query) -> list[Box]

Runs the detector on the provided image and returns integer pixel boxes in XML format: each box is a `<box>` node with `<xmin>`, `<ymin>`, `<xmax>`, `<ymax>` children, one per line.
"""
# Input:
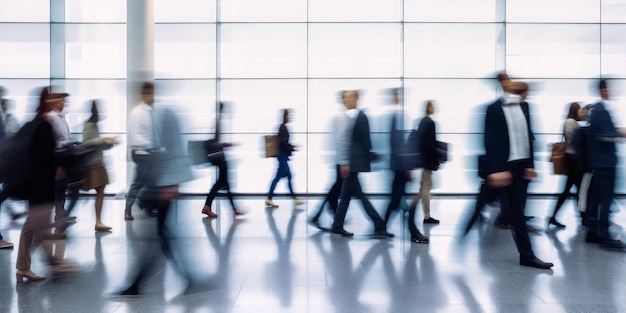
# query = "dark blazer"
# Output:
<box><xmin>483</xmin><ymin>98</ymin><xmax>534</xmax><ymax>176</ymax></box>
<box><xmin>588</xmin><ymin>101</ymin><xmax>621</xmax><ymax>169</ymax></box>
<box><xmin>277</xmin><ymin>124</ymin><xmax>295</xmax><ymax>156</ymax></box>
<box><xmin>389</xmin><ymin>112</ymin><xmax>407</xmax><ymax>171</ymax></box>
<box><xmin>416</xmin><ymin>116</ymin><xmax>440</xmax><ymax>171</ymax></box>
<box><xmin>349</xmin><ymin>110</ymin><xmax>373</xmax><ymax>173</ymax></box>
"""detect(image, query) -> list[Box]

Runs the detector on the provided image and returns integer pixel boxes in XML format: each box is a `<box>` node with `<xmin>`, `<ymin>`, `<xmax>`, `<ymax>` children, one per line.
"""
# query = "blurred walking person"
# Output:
<box><xmin>265</xmin><ymin>109</ymin><xmax>304</xmax><ymax>208</ymax></box>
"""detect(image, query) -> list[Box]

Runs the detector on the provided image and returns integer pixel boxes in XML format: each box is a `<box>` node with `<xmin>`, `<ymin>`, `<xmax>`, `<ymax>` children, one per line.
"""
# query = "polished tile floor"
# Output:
<box><xmin>1</xmin><ymin>195</ymin><xmax>626</xmax><ymax>313</ymax></box>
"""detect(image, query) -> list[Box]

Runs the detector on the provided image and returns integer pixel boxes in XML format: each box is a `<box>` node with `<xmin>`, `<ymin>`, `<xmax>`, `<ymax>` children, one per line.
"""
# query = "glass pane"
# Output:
<box><xmin>404</xmin><ymin>24</ymin><xmax>501</xmax><ymax>78</ymax></box>
<box><xmin>403</xmin><ymin>79</ymin><xmax>497</xmax><ymax>134</ymax></box>
<box><xmin>64</xmin><ymin>0</ymin><xmax>126</xmax><ymax>23</ymax></box>
<box><xmin>155</xmin><ymin>0</ymin><xmax>216</xmax><ymax>23</ymax></box>
<box><xmin>220</xmin><ymin>79</ymin><xmax>307</xmax><ymax>134</ymax></box>
<box><xmin>153</xmin><ymin>79</ymin><xmax>217</xmax><ymax>134</ymax></box>
<box><xmin>50</xmin><ymin>79</ymin><xmax>127</xmax><ymax>133</ymax></box>
<box><xmin>0</xmin><ymin>79</ymin><xmax>51</xmax><ymax>123</ymax></box>
<box><xmin>603</xmin><ymin>0</ymin><xmax>626</xmax><ymax>23</ymax></box>
<box><xmin>220</xmin><ymin>0</ymin><xmax>306</xmax><ymax>22</ymax></box>
<box><xmin>56</xmin><ymin>24</ymin><xmax>126</xmax><ymax>79</ymax></box>
<box><xmin>0</xmin><ymin>0</ymin><xmax>49</xmax><ymax>22</ymax></box>
<box><xmin>506</xmin><ymin>24</ymin><xmax>600</xmax><ymax>78</ymax></box>
<box><xmin>155</xmin><ymin>24</ymin><xmax>216</xmax><ymax>79</ymax></box>
<box><xmin>404</xmin><ymin>0</ymin><xmax>497</xmax><ymax>22</ymax></box>
<box><xmin>220</xmin><ymin>24</ymin><xmax>307</xmax><ymax>78</ymax></box>
<box><xmin>308</xmin><ymin>0</ymin><xmax>402</xmax><ymax>22</ymax></box>
<box><xmin>307</xmin><ymin>79</ymin><xmax>402</xmax><ymax>133</ymax></box>
<box><xmin>602</xmin><ymin>25</ymin><xmax>626</xmax><ymax>78</ymax></box>
<box><xmin>0</xmin><ymin>24</ymin><xmax>50</xmax><ymax>78</ymax></box>
<box><xmin>308</xmin><ymin>24</ymin><xmax>402</xmax><ymax>78</ymax></box>
<box><xmin>507</xmin><ymin>0</ymin><xmax>600</xmax><ymax>23</ymax></box>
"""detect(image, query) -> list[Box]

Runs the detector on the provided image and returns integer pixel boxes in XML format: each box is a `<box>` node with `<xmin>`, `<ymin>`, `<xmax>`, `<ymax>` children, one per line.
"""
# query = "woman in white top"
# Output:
<box><xmin>548</xmin><ymin>102</ymin><xmax>583</xmax><ymax>228</ymax></box>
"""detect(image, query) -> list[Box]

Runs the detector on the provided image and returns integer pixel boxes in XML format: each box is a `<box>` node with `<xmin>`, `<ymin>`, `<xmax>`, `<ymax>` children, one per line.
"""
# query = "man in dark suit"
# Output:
<box><xmin>383</xmin><ymin>88</ymin><xmax>428</xmax><ymax>243</ymax></box>
<box><xmin>331</xmin><ymin>90</ymin><xmax>393</xmax><ymax>238</ymax></box>
<box><xmin>483</xmin><ymin>80</ymin><xmax>553</xmax><ymax>269</ymax></box>
<box><xmin>584</xmin><ymin>79</ymin><xmax>626</xmax><ymax>250</ymax></box>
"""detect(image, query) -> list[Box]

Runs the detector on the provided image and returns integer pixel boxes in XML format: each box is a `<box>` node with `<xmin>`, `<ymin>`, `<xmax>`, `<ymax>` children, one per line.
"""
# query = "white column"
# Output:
<box><xmin>125</xmin><ymin>0</ymin><xmax>154</xmax><ymax>192</ymax></box>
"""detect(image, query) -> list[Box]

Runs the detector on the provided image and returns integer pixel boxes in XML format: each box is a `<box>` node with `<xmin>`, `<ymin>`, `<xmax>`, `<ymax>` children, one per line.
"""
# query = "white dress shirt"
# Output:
<box><xmin>45</xmin><ymin>110</ymin><xmax>72</xmax><ymax>149</ymax></box>
<box><xmin>128</xmin><ymin>102</ymin><xmax>159</xmax><ymax>150</ymax></box>
<box><xmin>2</xmin><ymin>112</ymin><xmax>19</xmax><ymax>135</ymax></box>
<box><xmin>336</xmin><ymin>109</ymin><xmax>359</xmax><ymax>166</ymax></box>
<box><xmin>501</xmin><ymin>93</ymin><xmax>530</xmax><ymax>162</ymax></box>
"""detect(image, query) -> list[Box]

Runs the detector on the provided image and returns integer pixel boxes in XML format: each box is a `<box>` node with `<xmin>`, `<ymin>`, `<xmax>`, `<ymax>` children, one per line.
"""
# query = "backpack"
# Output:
<box><xmin>0</xmin><ymin>120</ymin><xmax>40</xmax><ymax>199</ymax></box>
<box><xmin>570</xmin><ymin>125</ymin><xmax>590</xmax><ymax>172</ymax></box>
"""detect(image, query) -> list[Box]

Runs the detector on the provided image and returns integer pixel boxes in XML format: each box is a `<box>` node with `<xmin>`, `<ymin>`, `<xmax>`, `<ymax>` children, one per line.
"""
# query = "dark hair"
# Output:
<box><xmin>424</xmin><ymin>100</ymin><xmax>434</xmax><ymax>115</ymax></box>
<box><xmin>598</xmin><ymin>79</ymin><xmax>607</xmax><ymax>91</ymax></box>
<box><xmin>566</xmin><ymin>102</ymin><xmax>581</xmax><ymax>121</ymax></box>
<box><xmin>497</xmin><ymin>71</ymin><xmax>509</xmax><ymax>83</ymax></box>
<box><xmin>87</xmin><ymin>100</ymin><xmax>99</xmax><ymax>123</ymax></box>
<box><xmin>282</xmin><ymin>109</ymin><xmax>290</xmax><ymax>124</ymax></box>
<box><xmin>35</xmin><ymin>86</ymin><xmax>53</xmax><ymax>119</ymax></box>
<box><xmin>141</xmin><ymin>82</ymin><xmax>154</xmax><ymax>96</ymax></box>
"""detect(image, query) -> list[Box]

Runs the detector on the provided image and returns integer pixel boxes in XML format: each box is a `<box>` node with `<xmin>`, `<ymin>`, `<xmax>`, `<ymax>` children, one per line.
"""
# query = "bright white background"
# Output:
<box><xmin>1</xmin><ymin>0</ymin><xmax>625</xmax><ymax>195</ymax></box>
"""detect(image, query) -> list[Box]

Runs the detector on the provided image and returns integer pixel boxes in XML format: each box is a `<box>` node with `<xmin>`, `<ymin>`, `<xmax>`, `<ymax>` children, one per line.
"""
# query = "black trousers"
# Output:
<box><xmin>332</xmin><ymin>172</ymin><xmax>385</xmax><ymax>233</ymax></box>
<box><xmin>204</xmin><ymin>159</ymin><xmax>235</xmax><ymax>209</ymax></box>
<box><xmin>498</xmin><ymin>160</ymin><xmax>534</xmax><ymax>260</ymax></box>
<box><xmin>384</xmin><ymin>170</ymin><xmax>408</xmax><ymax>223</ymax></box>
<box><xmin>310</xmin><ymin>165</ymin><xmax>343</xmax><ymax>222</ymax></box>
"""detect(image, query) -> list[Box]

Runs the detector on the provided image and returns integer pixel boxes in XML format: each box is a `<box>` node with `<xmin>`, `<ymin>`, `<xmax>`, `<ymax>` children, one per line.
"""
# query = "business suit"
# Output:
<box><xmin>483</xmin><ymin>97</ymin><xmax>539</xmax><ymax>263</ymax></box>
<box><xmin>585</xmin><ymin>101</ymin><xmax>622</xmax><ymax>245</ymax></box>
<box><xmin>332</xmin><ymin>110</ymin><xmax>387</xmax><ymax>235</ymax></box>
<box><xmin>384</xmin><ymin>112</ymin><xmax>409</xmax><ymax>223</ymax></box>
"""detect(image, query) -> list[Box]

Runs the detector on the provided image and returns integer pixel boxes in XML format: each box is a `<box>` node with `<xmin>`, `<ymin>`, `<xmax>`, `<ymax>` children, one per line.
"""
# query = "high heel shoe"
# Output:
<box><xmin>233</xmin><ymin>208</ymin><xmax>246</xmax><ymax>216</ymax></box>
<box><xmin>201</xmin><ymin>206</ymin><xmax>218</xmax><ymax>218</ymax></box>
<box><xmin>265</xmin><ymin>199</ymin><xmax>279</xmax><ymax>208</ymax></box>
<box><xmin>548</xmin><ymin>217</ymin><xmax>566</xmax><ymax>228</ymax></box>
<box><xmin>16</xmin><ymin>270</ymin><xmax>45</xmax><ymax>282</ymax></box>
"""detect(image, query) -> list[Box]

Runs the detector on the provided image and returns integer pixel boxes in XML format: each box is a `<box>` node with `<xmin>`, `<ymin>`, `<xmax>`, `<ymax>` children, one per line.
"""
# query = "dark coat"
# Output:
<box><xmin>416</xmin><ymin>116</ymin><xmax>440</xmax><ymax>171</ymax></box>
<box><xmin>277</xmin><ymin>124</ymin><xmax>295</xmax><ymax>156</ymax></box>
<box><xmin>588</xmin><ymin>101</ymin><xmax>621</xmax><ymax>169</ymax></box>
<box><xmin>349</xmin><ymin>111</ymin><xmax>373</xmax><ymax>173</ymax></box>
<box><xmin>482</xmin><ymin>98</ymin><xmax>534</xmax><ymax>176</ymax></box>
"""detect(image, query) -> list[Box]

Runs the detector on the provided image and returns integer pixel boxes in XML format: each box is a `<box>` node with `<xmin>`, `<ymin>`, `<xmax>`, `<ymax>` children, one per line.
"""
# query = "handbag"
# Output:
<box><xmin>264</xmin><ymin>135</ymin><xmax>279</xmax><ymax>158</ymax></box>
<box><xmin>187</xmin><ymin>139</ymin><xmax>224</xmax><ymax>165</ymax></box>
<box><xmin>549</xmin><ymin>142</ymin><xmax>568</xmax><ymax>175</ymax></box>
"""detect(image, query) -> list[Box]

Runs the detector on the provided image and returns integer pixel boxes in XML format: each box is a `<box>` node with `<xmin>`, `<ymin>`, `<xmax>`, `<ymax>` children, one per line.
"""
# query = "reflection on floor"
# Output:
<box><xmin>1</xmin><ymin>195</ymin><xmax>625</xmax><ymax>312</ymax></box>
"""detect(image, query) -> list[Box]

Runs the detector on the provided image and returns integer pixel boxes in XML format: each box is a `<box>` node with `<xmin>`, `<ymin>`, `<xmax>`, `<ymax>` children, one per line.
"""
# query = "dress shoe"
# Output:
<box><xmin>111</xmin><ymin>287</ymin><xmax>140</xmax><ymax>297</ymax></box>
<box><xmin>124</xmin><ymin>212</ymin><xmax>134</xmax><ymax>221</ymax></box>
<box><xmin>95</xmin><ymin>225</ymin><xmax>112</xmax><ymax>232</ymax></box>
<box><xmin>201</xmin><ymin>206</ymin><xmax>218</xmax><ymax>218</ymax></box>
<box><xmin>519</xmin><ymin>257</ymin><xmax>554</xmax><ymax>269</ymax></box>
<box><xmin>599</xmin><ymin>239</ymin><xmax>626</xmax><ymax>250</ymax></box>
<box><xmin>0</xmin><ymin>240</ymin><xmax>14</xmax><ymax>249</ymax></box>
<box><xmin>331</xmin><ymin>228</ymin><xmax>354</xmax><ymax>237</ymax></box>
<box><xmin>411</xmin><ymin>233</ymin><xmax>429</xmax><ymax>244</ymax></box>
<box><xmin>16</xmin><ymin>270</ymin><xmax>45</xmax><ymax>282</ymax></box>
<box><xmin>371</xmin><ymin>231</ymin><xmax>395</xmax><ymax>238</ymax></box>
<box><xmin>265</xmin><ymin>199</ymin><xmax>279</xmax><ymax>208</ymax></box>
<box><xmin>585</xmin><ymin>233</ymin><xmax>599</xmax><ymax>243</ymax></box>
<box><xmin>548</xmin><ymin>217</ymin><xmax>566</xmax><ymax>228</ymax></box>
<box><xmin>144</xmin><ymin>207</ymin><xmax>158</xmax><ymax>217</ymax></box>
<box><xmin>293</xmin><ymin>199</ymin><xmax>304</xmax><ymax>206</ymax></box>
<box><xmin>423</xmin><ymin>217</ymin><xmax>440</xmax><ymax>224</ymax></box>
